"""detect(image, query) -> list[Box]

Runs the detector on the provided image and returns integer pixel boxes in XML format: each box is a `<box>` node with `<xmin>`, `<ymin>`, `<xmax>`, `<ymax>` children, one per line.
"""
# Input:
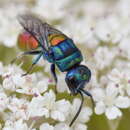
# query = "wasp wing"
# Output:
<box><xmin>18</xmin><ymin>14</ymin><xmax>68</xmax><ymax>51</ymax></box>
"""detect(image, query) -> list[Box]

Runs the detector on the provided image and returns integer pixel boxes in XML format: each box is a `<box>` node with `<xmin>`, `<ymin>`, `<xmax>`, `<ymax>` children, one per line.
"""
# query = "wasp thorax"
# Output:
<box><xmin>17</xmin><ymin>31</ymin><xmax>39</xmax><ymax>51</ymax></box>
<box><xmin>65</xmin><ymin>65</ymin><xmax>91</xmax><ymax>95</ymax></box>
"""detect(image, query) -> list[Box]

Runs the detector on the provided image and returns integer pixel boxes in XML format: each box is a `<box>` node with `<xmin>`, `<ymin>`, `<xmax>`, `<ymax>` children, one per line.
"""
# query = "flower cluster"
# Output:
<box><xmin>0</xmin><ymin>2</ymin><xmax>27</xmax><ymax>47</ymax></box>
<box><xmin>0</xmin><ymin>63</ymin><xmax>92</xmax><ymax>130</ymax></box>
<box><xmin>0</xmin><ymin>0</ymin><xmax>130</xmax><ymax>130</ymax></box>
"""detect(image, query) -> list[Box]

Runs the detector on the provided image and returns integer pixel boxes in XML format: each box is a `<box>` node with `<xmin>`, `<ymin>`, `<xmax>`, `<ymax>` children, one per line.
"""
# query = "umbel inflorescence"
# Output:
<box><xmin>0</xmin><ymin>0</ymin><xmax>130</xmax><ymax>130</ymax></box>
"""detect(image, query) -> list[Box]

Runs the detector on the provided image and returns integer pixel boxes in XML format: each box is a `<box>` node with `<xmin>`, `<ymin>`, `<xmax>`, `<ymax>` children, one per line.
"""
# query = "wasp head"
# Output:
<box><xmin>65</xmin><ymin>65</ymin><xmax>91</xmax><ymax>95</ymax></box>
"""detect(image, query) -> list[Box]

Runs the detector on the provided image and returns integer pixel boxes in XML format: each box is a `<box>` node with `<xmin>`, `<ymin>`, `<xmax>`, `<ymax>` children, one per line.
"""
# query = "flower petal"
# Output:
<box><xmin>126</xmin><ymin>85</ymin><xmax>130</xmax><ymax>96</ymax></box>
<box><xmin>54</xmin><ymin>123</ymin><xmax>70</xmax><ymax>130</ymax></box>
<box><xmin>73</xmin><ymin>123</ymin><xmax>87</xmax><ymax>130</ymax></box>
<box><xmin>105</xmin><ymin>106</ymin><xmax>122</xmax><ymax>119</ymax></box>
<box><xmin>54</xmin><ymin>99</ymin><xmax>71</xmax><ymax>119</ymax></box>
<box><xmin>37</xmin><ymin>80</ymin><xmax>48</xmax><ymax>93</ymax></box>
<box><xmin>108</xmin><ymin>68</ymin><xmax>121</xmax><ymax>82</ymax></box>
<box><xmin>55</xmin><ymin>99</ymin><xmax>71</xmax><ymax>113</ymax></box>
<box><xmin>95</xmin><ymin>101</ymin><xmax>105</xmax><ymax>115</ymax></box>
<box><xmin>115</xmin><ymin>96</ymin><xmax>130</xmax><ymax>108</ymax></box>
<box><xmin>40</xmin><ymin>123</ymin><xmax>54</xmax><ymax>130</ymax></box>
<box><xmin>78</xmin><ymin>107</ymin><xmax>92</xmax><ymax>123</ymax></box>
<box><xmin>91</xmin><ymin>88</ymin><xmax>105</xmax><ymax>102</ymax></box>
<box><xmin>106</xmin><ymin>83</ymin><xmax>118</xmax><ymax>97</ymax></box>
<box><xmin>51</xmin><ymin>111</ymin><xmax>65</xmax><ymax>121</ymax></box>
<box><xmin>3</xmin><ymin>78</ymin><xmax>16</xmax><ymax>91</ymax></box>
<box><xmin>12</xmin><ymin>74</ymin><xmax>25</xmax><ymax>87</ymax></box>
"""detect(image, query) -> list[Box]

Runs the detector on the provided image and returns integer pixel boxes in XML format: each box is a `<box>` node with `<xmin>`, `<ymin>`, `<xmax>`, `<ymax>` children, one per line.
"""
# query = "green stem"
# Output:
<box><xmin>107</xmin><ymin>118</ymin><xmax>121</xmax><ymax>130</ymax></box>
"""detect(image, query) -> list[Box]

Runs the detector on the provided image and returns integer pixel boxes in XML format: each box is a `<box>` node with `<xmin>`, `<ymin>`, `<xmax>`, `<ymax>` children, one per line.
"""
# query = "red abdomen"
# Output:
<box><xmin>17</xmin><ymin>32</ymin><xmax>38</xmax><ymax>51</ymax></box>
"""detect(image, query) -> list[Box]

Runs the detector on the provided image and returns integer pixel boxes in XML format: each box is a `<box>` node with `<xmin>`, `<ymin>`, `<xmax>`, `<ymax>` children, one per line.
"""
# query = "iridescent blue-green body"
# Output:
<box><xmin>16</xmin><ymin>14</ymin><xmax>94</xmax><ymax>127</ymax></box>
<box><xmin>49</xmin><ymin>39</ymin><xmax>83</xmax><ymax>72</ymax></box>
<box><xmin>44</xmin><ymin>38</ymin><xmax>91</xmax><ymax>94</ymax></box>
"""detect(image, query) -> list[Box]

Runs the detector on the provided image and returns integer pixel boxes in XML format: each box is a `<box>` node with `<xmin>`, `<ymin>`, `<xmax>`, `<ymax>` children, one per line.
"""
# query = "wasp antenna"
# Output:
<box><xmin>80</xmin><ymin>88</ymin><xmax>95</xmax><ymax>109</ymax></box>
<box><xmin>69</xmin><ymin>90</ymin><xmax>84</xmax><ymax>127</ymax></box>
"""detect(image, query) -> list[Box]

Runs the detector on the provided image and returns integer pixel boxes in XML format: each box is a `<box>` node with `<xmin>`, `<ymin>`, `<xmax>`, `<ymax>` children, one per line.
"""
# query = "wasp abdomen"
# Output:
<box><xmin>17</xmin><ymin>31</ymin><xmax>39</xmax><ymax>51</ymax></box>
<box><xmin>51</xmin><ymin>39</ymin><xmax>83</xmax><ymax>72</ymax></box>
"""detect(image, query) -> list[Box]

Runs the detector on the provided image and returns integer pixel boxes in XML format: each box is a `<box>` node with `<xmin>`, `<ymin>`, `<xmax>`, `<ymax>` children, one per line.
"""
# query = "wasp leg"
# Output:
<box><xmin>69</xmin><ymin>90</ymin><xmax>84</xmax><ymax>127</ymax></box>
<box><xmin>79</xmin><ymin>88</ymin><xmax>95</xmax><ymax>108</ymax></box>
<box><xmin>21</xmin><ymin>64</ymin><xmax>35</xmax><ymax>77</ymax></box>
<box><xmin>11</xmin><ymin>50</ymin><xmax>42</xmax><ymax>64</ymax></box>
<box><xmin>22</xmin><ymin>52</ymin><xmax>43</xmax><ymax>76</ymax></box>
<box><xmin>50</xmin><ymin>64</ymin><xmax>58</xmax><ymax>93</ymax></box>
<box><xmin>76</xmin><ymin>81</ymin><xmax>95</xmax><ymax>108</ymax></box>
<box><xmin>69</xmin><ymin>82</ymin><xmax>95</xmax><ymax>126</ymax></box>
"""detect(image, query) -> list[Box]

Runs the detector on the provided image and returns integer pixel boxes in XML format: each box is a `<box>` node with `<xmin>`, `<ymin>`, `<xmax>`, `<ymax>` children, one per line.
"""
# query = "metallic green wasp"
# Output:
<box><xmin>12</xmin><ymin>14</ymin><xmax>94</xmax><ymax>126</ymax></box>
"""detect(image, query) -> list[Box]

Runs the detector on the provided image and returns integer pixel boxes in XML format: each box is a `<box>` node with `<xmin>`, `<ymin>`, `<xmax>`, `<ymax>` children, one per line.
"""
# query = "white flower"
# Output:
<box><xmin>0</xmin><ymin>3</ymin><xmax>27</xmax><ymax>47</ymax></box>
<box><xmin>16</xmin><ymin>74</ymin><xmax>49</xmax><ymax>96</ymax></box>
<box><xmin>33</xmin><ymin>0</ymin><xmax>69</xmax><ymax>20</ymax></box>
<box><xmin>2</xmin><ymin>65</ymin><xmax>25</xmax><ymax>92</ymax></box>
<box><xmin>2</xmin><ymin>73</ymin><xmax>26</xmax><ymax>92</ymax></box>
<box><xmin>73</xmin><ymin>123</ymin><xmax>87</xmax><ymax>130</ymax></box>
<box><xmin>2</xmin><ymin>0</ymin><xmax>130</xmax><ymax>129</ymax></box>
<box><xmin>66</xmin><ymin>98</ymin><xmax>92</xmax><ymax>128</ymax></box>
<box><xmin>28</xmin><ymin>95</ymin><xmax>49</xmax><ymax>118</ymax></box>
<box><xmin>108</xmin><ymin>68</ymin><xmax>130</xmax><ymax>96</ymax></box>
<box><xmin>54</xmin><ymin>123</ymin><xmax>70</xmax><ymax>130</ymax></box>
<box><xmin>3</xmin><ymin>119</ymin><xmax>35</xmax><ymax>130</ymax></box>
<box><xmin>13</xmin><ymin>74</ymin><xmax>25</xmax><ymax>86</ymax></box>
<box><xmin>3</xmin><ymin>77</ymin><xmax>16</xmax><ymax>92</ymax></box>
<box><xmin>0</xmin><ymin>92</ymin><xmax>9</xmax><ymax>112</ymax></box>
<box><xmin>105</xmin><ymin>106</ymin><xmax>122</xmax><ymax>120</ymax></box>
<box><xmin>115</xmin><ymin>96</ymin><xmax>130</xmax><ymax>108</ymax></box>
<box><xmin>2</xmin><ymin>65</ymin><xmax>21</xmax><ymax>78</ymax></box>
<box><xmin>7</xmin><ymin>97</ymin><xmax>29</xmax><ymax>120</ymax></box>
<box><xmin>92</xmin><ymin>85</ymin><xmax>130</xmax><ymax>119</ymax></box>
<box><xmin>60</xmin><ymin>15</ymin><xmax>99</xmax><ymax>47</ymax></box>
<box><xmin>51</xmin><ymin>99</ymin><xmax>70</xmax><ymax>121</ymax></box>
<box><xmin>43</xmin><ymin>90</ymin><xmax>71</xmax><ymax>121</ymax></box>
<box><xmin>71</xmin><ymin>98</ymin><xmax>92</xmax><ymax>123</ymax></box>
<box><xmin>2</xmin><ymin>120</ymin><xmax>14</xmax><ymax>130</ymax></box>
<box><xmin>2</xmin><ymin>64</ymin><xmax>49</xmax><ymax>95</ymax></box>
<box><xmin>94</xmin><ymin>15</ymin><xmax>124</xmax><ymax>44</ymax></box>
<box><xmin>28</xmin><ymin>90</ymin><xmax>71</xmax><ymax>122</ymax></box>
<box><xmin>119</xmin><ymin>36</ymin><xmax>130</xmax><ymax>59</ymax></box>
<box><xmin>95</xmin><ymin>18</ymin><xmax>111</xmax><ymax>42</ymax></box>
<box><xmin>83</xmin><ymin>0</ymin><xmax>106</xmax><ymax>17</ymax></box>
<box><xmin>116</xmin><ymin>0</ymin><xmax>130</xmax><ymax>17</ymax></box>
<box><xmin>63</xmin><ymin>18</ymin><xmax>95</xmax><ymax>44</ymax></box>
<box><xmin>12</xmin><ymin>119</ymin><xmax>29</xmax><ymax>130</ymax></box>
<box><xmin>93</xmin><ymin>47</ymin><xmax>117</xmax><ymax>70</ymax></box>
<box><xmin>57</xmin><ymin>73</ymin><xmax>69</xmax><ymax>93</ymax></box>
<box><xmin>87</xmin><ymin>69</ymin><xmax>99</xmax><ymax>88</ymax></box>
<box><xmin>40</xmin><ymin>123</ymin><xmax>54</xmax><ymax>130</ymax></box>
<box><xmin>36</xmin><ymin>80</ymin><xmax>48</xmax><ymax>93</ymax></box>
